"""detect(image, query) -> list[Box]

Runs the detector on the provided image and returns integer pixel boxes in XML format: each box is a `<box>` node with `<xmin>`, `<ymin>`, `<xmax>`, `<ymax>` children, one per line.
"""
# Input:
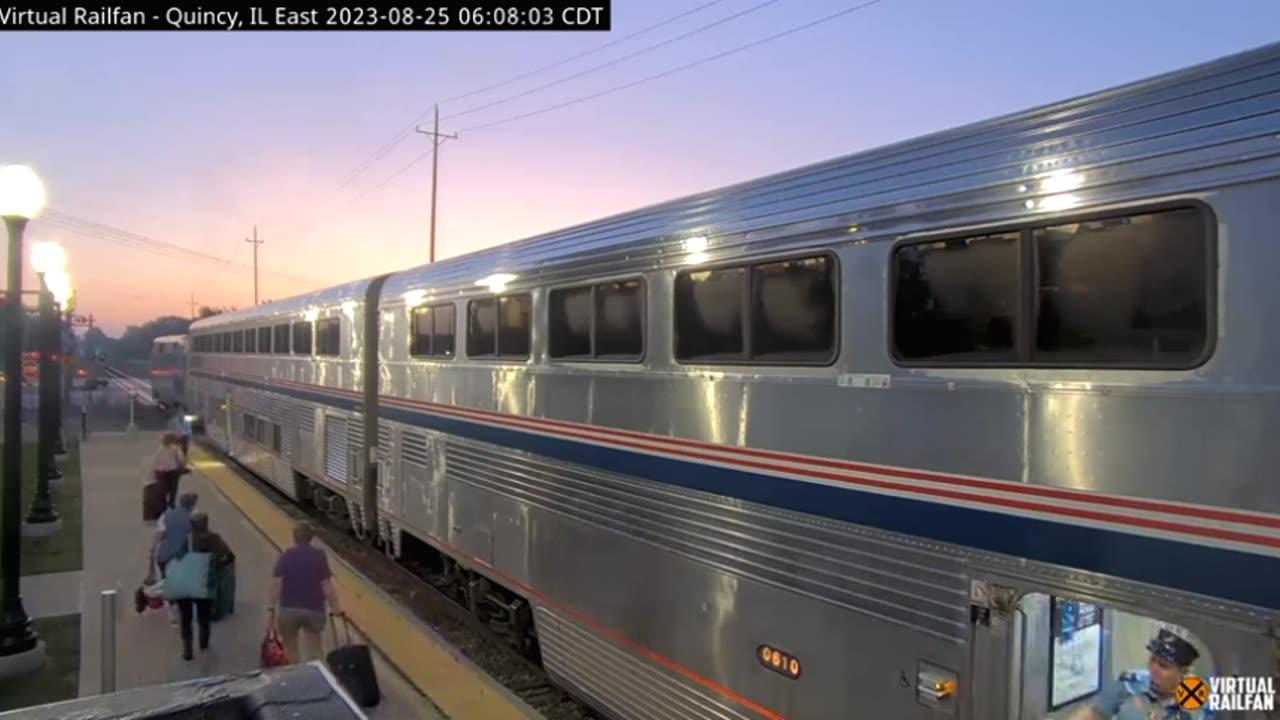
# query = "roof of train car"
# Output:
<box><xmin>190</xmin><ymin>39</ymin><xmax>1280</xmax><ymax>330</ymax></box>
<box><xmin>152</xmin><ymin>334</ymin><xmax>187</xmax><ymax>344</ymax></box>
<box><xmin>188</xmin><ymin>275</ymin><xmax>380</xmax><ymax>331</ymax></box>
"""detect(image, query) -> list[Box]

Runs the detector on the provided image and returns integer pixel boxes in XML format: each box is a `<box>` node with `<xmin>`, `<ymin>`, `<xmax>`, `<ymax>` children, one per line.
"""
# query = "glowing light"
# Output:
<box><xmin>475</xmin><ymin>273</ymin><xmax>516</xmax><ymax>293</ymax></box>
<box><xmin>341</xmin><ymin>300</ymin><xmax>357</xmax><ymax>316</ymax></box>
<box><xmin>44</xmin><ymin>270</ymin><xmax>72</xmax><ymax>305</ymax></box>
<box><xmin>683</xmin><ymin>235</ymin><xmax>709</xmax><ymax>265</ymax></box>
<box><xmin>303</xmin><ymin>308</ymin><xmax>319</xmax><ymax>322</ymax></box>
<box><xmin>0</xmin><ymin>164</ymin><xmax>46</xmax><ymax>219</ymax></box>
<box><xmin>1039</xmin><ymin>193</ymin><xmax>1080</xmax><ymax>212</ymax></box>
<box><xmin>402</xmin><ymin>289</ymin><xmax>427</xmax><ymax>308</ymax></box>
<box><xmin>1041</xmin><ymin>169</ymin><xmax>1083</xmax><ymax>193</ymax></box>
<box><xmin>31</xmin><ymin>241</ymin><xmax>65</xmax><ymax>275</ymax></box>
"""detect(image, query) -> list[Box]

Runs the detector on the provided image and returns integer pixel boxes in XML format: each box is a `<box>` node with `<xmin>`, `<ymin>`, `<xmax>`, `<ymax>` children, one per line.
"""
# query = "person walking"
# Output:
<box><xmin>170</xmin><ymin>512</ymin><xmax>234</xmax><ymax>661</ymax></box>
<box><xmin>151</xmin><ymin>433</ymin><xmax>184</xmax><ymax>509</ymax></box>
<box><xmin>268</xmin><ymin>522</ymin><xmax>341</xmax><ymax>663</ymax></box>
<box><xmin>150</xmin><ymin>492</ymin><xmax>198</xmax><ymax>626</ymax></box>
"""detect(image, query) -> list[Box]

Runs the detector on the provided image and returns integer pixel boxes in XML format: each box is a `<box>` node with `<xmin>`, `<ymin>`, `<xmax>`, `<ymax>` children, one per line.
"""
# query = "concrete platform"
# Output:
<box><xmin>75</xmin><ymin>431</ymin><xmax>446</xmax><ymax>719</ymax></box>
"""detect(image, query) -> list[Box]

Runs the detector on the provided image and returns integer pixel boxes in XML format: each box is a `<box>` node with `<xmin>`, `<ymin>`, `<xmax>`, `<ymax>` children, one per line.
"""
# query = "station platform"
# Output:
<box><xmin>68</xmin><ymin>430</ymin><xmax>446</xmax><ymax>719</ymax></box>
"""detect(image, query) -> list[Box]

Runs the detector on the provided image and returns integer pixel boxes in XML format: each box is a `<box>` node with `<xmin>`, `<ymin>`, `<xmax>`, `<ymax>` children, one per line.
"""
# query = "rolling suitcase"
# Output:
<box><xmin>210</xmin><ymin>559</ymin><xmax>236</xmax><ymax>622</ymax></box>
<box><xmin>325</xmin><ymin>613</ymin><xmax>380</xmax><ymax>707</ymax></box>
<box><xmin>142</xmin><ymin>481</ymin><xmax>166</xmax><ymax>522</ymax></box>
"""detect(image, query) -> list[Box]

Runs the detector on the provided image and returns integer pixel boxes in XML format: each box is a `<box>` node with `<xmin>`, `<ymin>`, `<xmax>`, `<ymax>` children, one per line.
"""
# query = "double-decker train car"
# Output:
<box><xmin>184</xmin><ymin>42</ymin><xmax>1280</xmax><ymax>720</ymax></box>
<box><xmin>149</xmin><ymin>334</ymin><xmax>187</xmax><ymax>409</ymax></box>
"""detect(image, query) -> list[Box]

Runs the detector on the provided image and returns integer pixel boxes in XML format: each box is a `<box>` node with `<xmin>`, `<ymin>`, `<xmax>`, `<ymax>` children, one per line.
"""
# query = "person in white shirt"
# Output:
<box><xmin>151</xmin><ymin>433</ymin><xmax>184</xmax><ymax>509</ymax></box>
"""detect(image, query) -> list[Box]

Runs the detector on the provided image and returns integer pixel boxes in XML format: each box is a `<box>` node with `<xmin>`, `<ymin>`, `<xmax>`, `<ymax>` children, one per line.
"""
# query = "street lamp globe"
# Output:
<box><xmin>31</xmin><ymin>241</ymin><xmax>66</xmax><ymax>276</ymax></box>
<box><xmin>0</xmin><ymin>164</ymin><xmax>47</xmax><ymax>220</ymax></box>
<box><xmin>46</xmin><ymin>270</ymin><xmax>72</xmax><ymax>306</ymax></box>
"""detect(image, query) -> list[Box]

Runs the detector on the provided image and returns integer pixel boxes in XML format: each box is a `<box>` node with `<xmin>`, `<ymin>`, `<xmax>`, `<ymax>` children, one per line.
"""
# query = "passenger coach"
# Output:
<box><xmin>184</xmin><ymin>42</ymin><xmax>1280</xmax><ymax>720</ymax></box>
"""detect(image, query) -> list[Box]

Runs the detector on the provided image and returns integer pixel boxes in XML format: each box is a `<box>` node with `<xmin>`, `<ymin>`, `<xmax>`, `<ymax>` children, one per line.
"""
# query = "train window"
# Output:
<box><xmin>258</xmin><ymin>327</ymin><xmax>271</xmax><ymax>354</ymax></box>
<box><xmin>548</xmin><ymin>286</ymin><xmax>592</xmax><ymax>358</ymax></box>
<box><xmin>292</xmin><ymin>321</ymin><xmax>312</xmax><ymax>355</ymax></box>
<box><xmin>751</xmin><ymin>256</ymin><xmax>836</xmax><ymax>362</ymax></box>
<box><xmin>232</xmin><ymin>330</ymin><xmax>244</xmax><ymax>353</ymax></box>
<box><xmin>316</xmin><ymin>317</ymin><xmax>340</xmax><ymax>356</ymax></box>
<box><xmin>674</xmin><ymin>266</ymin><xmax>745</xmax><ymax>360</ymax></box>
<box><xmin>549</xmin><ymin>279</ymin><xmax>645</xmax><ymax>361</ymax></box>
<box><xmin>409</xmin><ymin>303</ymin><xmax>456</xmax><ymax>358</ymax></box>
<box><xmin>467</xmin><ymin>293</ymin><xmax>531</xmax><ymax>359</ymax></box>
<box><xmin>273</xmin><ymin>324</ymin><xmax>290</xmax><ymax>354</ymax></box>
<box><xmin>243</xmin><ymin>413</ymin><xmax>256</xmax><ymax>440</ymax></box>
<box><xmin>675</xmin><ymin>255</ymin><xmax>835</xmax><ymax>364</ymax></box>
<box><xmin>271</xmin><ymin>423</ymin><xmax>282</xmax><ymax>452</ymax></box>
<box><xmin>596</xmin><ymin>279</ymin><xmax>644</xmax><ymax>358</ymax></box>
<box><xmin>890</xmin><ymin>206</ymin><xmax>1211</xmax><ymax>368</ymax></box>
<box><xmin>892</xmin><ymin>232</ymin><xmax>1021</xmax><ymax>362</ymax></box>
<box><xmin>1032</xmin><ymin>207</ymin><xmax>1208</xmax><ymax>366</ymax></box>
<box><xmin>244</xmin><ymin>329</ymin><xmax>257</xmax><ymax>353</ymax></box>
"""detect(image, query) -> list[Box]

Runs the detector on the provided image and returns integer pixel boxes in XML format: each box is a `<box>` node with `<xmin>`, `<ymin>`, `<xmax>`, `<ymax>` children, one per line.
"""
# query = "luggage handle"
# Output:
<box><xmin>329</xmin><ymin>611</ymin><xmax>355</xmax><ymax>648</ymax></box>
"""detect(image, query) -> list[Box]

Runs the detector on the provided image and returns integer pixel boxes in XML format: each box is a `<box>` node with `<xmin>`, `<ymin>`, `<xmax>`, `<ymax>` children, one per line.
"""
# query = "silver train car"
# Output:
<box><xmin>149</xmin><ymin>334</ymin><xmax>187</xmax><ymax>410</ymax></box>
<box><xmin>183</xmin><ymin>42</ymin><xmax>1280</xmax><ymax>720</ymax></box>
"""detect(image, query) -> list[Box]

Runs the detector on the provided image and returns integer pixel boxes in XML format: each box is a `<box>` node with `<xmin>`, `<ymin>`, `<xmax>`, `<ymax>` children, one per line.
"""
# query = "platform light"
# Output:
<box><xmin>30</xmin><ymin>241</ymin><xmax>65</xmax><ymax>276</ymax></box>
<box><xmin>0</xmin><ymin>164</ymin><xmax>47</xmax><ymax>220</ymax></box>
<box><xmin>475</xmin><ymin>273</ymin><xmax>516</xmax><ymax>293</ymax></box>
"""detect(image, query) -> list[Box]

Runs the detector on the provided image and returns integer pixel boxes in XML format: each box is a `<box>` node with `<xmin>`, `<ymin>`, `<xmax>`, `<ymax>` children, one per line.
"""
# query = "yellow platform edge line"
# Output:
<box><xmin>191</xmin><ymin>448</ymin><xmax>544</xmax><ymax>720</ymax></box>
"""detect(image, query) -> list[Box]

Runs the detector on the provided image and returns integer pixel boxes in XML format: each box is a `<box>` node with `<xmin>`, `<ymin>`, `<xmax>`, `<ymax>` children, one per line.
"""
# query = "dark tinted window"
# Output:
<box><xmin>273</xmin><ymin>324</ymin><xmax>290</xmax><ymax>354</ymax></box>
<box><xmin>891</xmin><ymin>206</ymin><xmax>1210</xmax><ymax>367</ymax></box>
<box><xmin>548</xmin><ymin>286</ymin><xmax>592</xmax><ymax>358</ymax></box>
<box><xmin>1033</xmin><ymin>207</ymin><xmax>1207</xmax><ymax>365</ymax></box>
<box><xmin>272</xmin><ymin>423</ymin><xmax>282</xmax><ymax>452</ymax></box>
<box><xmin>232</xmin><ymin>330</ymin><xmax>244</xmax><ymax>353</ymax></box>
<box><xmin>674</xmin><ymin>266</ymin><xmax>745</xmax><ymax>360</ymax></box>
<box><xmin>409</xmin><ymin>303</ymin><xmax>456</xmax><ymax>358</ymax></box>
<box><xmin>467</xmin><ymin>293</ymin><xmax>531</xmax><ymax>359</ymax></box>
<box><xmin>292</xmin><ymin>321</ymin><xmax>312</xmax><ymax>355</ymax></box>
<box><xmin>751</xmin><ymin>256</ymin><xmax>836</xmax><ymax>361</ymax></box>
<box><xmin>549</xmin><ymin>279</ymin><xmax>645</xmax><ymax>360</ymax></box>
<box><xmin>674</xmin><ymin>254</ymin><xmax>837</xmax><ymax>364</ymax></box>
<box><xmin>245</xmin><ymin>329</ymin><xmax>258</xmax><ymax>353</ymax></box>
<box><xmin>258</xmin><ymin>327</ymin><xmax>271</xmax><ymax>353</ymax></box>
<box><xmin>316</xmin><ymin>317</ymin><xmax>340</xmax><ymax>356</ymax></box>
<box><xmin>892</xmin><ymin>232</ymin><xmax>1020</xmax><ymax>362</ymax></box>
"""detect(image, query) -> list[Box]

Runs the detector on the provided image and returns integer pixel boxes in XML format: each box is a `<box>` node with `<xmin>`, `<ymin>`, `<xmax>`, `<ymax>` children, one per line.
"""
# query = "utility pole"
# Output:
<box><xmin>187</xmin><ymin>293</ymin><xmax>197</xmax><ymax>320</ymax></box>
<box><xmin>245</xmin><ymin>226</ymin><xmax>263</xmax><ymax>305</ymax></box>
<box><xmin>415</xmin><ymin>104</ymin><xmax>457</xmax><ymax>264</ymax></box>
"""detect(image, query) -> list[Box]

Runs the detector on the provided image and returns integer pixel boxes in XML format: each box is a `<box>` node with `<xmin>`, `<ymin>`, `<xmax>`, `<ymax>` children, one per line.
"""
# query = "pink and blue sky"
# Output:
<box><xmin>2</xmin><ymin>0</ymin><xmax>1278</xmax><ymax>335</ymax></box>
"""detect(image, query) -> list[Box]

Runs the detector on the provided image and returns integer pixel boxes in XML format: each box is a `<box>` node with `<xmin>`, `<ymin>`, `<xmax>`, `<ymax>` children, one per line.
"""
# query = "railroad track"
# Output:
<box><xmin>200</xmin><ymin>439</ymin><xmax>600</xmax><ymax>720</ymax></box>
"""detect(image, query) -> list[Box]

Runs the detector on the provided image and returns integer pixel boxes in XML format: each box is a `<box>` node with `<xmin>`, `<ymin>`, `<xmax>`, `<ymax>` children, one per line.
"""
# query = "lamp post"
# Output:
<box><xmin>44</xmin><ymin>270</ymin><xmax>71</xmax><ymax>458</ymax></box>
<box><xmin>23</xmin><ymin>242</ymin><xmax>64</xmax><ymax>536</ymax></box>
<box><xmin>0</xmin><ymin>163</ymin><xmax>46</xmax><ymax>672</ymax></box>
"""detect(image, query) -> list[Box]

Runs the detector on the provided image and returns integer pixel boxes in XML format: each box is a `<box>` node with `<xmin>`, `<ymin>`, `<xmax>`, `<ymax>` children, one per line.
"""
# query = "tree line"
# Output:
<box><xmin>0</xmin><ymin>304</ymin><xmax>234</xmax><ymax>361</ymax></box>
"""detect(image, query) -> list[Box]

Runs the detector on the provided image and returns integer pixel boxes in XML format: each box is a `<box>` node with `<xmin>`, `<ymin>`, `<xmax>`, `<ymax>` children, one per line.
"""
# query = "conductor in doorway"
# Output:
<box><xmin>1064</xmin><ymin>627</ymin><xmax>1213</xmax><ymax>719</ymax></box>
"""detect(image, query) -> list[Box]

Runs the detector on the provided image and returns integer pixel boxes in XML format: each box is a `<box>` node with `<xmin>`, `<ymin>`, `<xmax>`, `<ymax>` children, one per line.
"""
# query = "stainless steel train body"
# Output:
<box><xmin>149</xmin><ymin>334</ymin><xmax>188</xmax><ymax>409</ymax></box>
<box><xmin>184</xmin><ymin>43</ymin><xmax>1280</xmax><ymax>720</ymax></box>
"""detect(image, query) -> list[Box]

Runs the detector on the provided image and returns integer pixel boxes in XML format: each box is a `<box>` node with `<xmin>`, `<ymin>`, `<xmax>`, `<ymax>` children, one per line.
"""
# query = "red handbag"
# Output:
<box><xmin>260</xmin><ymin>624</ymin><xmax>288</xmax><ymax>668</ymax></box>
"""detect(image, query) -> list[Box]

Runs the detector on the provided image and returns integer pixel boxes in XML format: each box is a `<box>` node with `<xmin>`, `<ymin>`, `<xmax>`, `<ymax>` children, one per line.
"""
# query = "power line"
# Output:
<box><xmin>335</xmin><ymin>0</ymin><xmax>732</xmax><ymax>190</ymax></box>
<box><xmin>36</xmin><ymin>210</ymin><xmax>321</xmax><ymax>287</ymax></box>
<box><xmin>440</xmin><ymin>0</ymin><xmax>785</xmax><ymax>123</ymax></box>
<box><xmin>350</xmin><ymin>0</ymin><xmax>890</xmax><ymax>200</ymax></box>
<box><xmin>459</xmin><ymin>0</ymin><xmax>887</xmax><ymax>134</ymax></box>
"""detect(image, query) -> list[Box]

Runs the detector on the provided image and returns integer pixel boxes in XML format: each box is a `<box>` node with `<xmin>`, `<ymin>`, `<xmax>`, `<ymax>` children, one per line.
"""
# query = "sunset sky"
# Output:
<box><xmin>3</xmin><ymin>0</ymin><xmax>1278</xmax><ymax>336</ymax></box>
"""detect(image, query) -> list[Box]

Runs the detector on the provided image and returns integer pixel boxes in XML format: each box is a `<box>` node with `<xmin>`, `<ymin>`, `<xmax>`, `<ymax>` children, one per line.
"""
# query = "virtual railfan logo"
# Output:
<box><xmin>1176</xmin><ymin>675</ymin><xmax>1276</xmax><ymax>712</ymax></box>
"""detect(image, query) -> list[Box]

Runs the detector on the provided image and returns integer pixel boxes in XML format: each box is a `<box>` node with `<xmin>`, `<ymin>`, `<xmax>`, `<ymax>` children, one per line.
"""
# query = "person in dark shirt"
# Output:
<box><xmin>174</xmin><ymin>512</ymin><xmax>234</xmax><ymax>661</ymax></box>
<box><xmin>268</xmin><ymin>521</ymin><xmax>341</xmax><ymax>663</ymax></box>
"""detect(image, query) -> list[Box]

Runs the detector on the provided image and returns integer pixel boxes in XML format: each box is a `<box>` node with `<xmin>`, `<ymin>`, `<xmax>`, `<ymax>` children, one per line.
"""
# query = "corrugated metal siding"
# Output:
<box><xmin>401</xmin><ymin>430</ymin><xmax>430</xmax><ymax>469</ymax></box>
<box><xmin>324</xmin><ymin>416</ymin><xmax>348</xmax><ymax>483</ymax></box>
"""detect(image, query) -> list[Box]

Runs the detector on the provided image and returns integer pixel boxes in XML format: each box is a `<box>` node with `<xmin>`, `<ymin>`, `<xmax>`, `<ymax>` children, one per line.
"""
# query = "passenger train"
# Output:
<box><xmin>149</xmin><ymin>334</ymin><xmax>187</xmax><ymax>410</ymax></box>
<box><xmin>181</xmin><ymin>43</ymin><xmax>1280</xmax><ymax>719</ymax></box>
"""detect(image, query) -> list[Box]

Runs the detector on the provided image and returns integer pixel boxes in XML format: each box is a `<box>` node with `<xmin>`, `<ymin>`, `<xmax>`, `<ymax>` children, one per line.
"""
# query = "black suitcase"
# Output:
<box><xmin>210</xmin><ymin>559</ymin><xmax>236</xmax><ymax>622</ymax></box>
<box><xmin>325</xmin><ymin>614</ymin><xmax>381</xmax><ymax>707</ymax></box>
<box><xmin>143</xmin><ymin>481</ymin><xmax>166</xmax><ymax>521</ymax></box>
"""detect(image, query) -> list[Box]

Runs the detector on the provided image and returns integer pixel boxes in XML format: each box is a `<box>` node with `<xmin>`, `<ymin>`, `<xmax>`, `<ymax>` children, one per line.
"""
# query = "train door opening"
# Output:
<box><xmin>1011</xmin><ymin>592</ymin><xmax>1216</xmax><ymax>720</ymax></box>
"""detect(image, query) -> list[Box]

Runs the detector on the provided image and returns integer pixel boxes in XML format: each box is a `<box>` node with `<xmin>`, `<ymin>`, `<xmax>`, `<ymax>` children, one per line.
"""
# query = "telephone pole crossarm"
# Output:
<box><xmin>245</xmin><ymin>226</ymin><xmax>264</xmax><ymax>305</ymax></box>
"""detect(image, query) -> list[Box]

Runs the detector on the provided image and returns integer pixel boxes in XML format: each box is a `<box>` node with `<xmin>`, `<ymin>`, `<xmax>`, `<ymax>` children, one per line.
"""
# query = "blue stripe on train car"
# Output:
<box><xmin>192</xmin><ymin>371</ymin><xmax>1280</xmax><ymax>611</ymax></box>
